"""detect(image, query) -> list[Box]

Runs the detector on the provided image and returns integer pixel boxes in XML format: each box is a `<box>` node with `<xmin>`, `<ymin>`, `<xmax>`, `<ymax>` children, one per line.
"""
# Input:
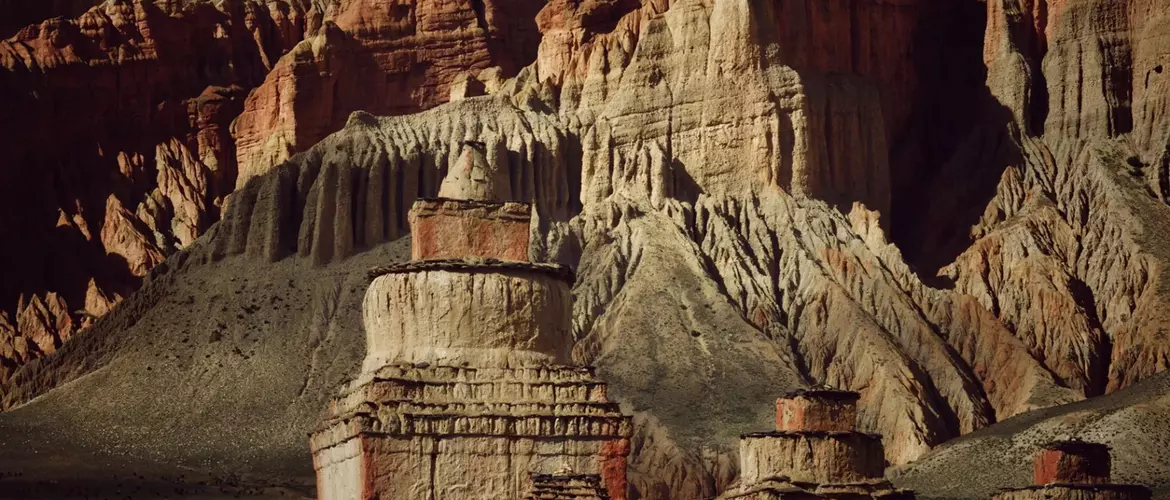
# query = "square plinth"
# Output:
<box><xmin>409</xmin><ymin>199</ymin><xmax>531</xmax><ymax>261</ymax></box>
<box><xmin>1034</xmin><ymin>441</ymin><xmax>1111</xmax><ymax>485</ymax></box>
<box><xmin>994</xmin><ymin>484</ymin><xmax>1151</xmax><ymax>500</ymax></box>
<box><xmin>776</xmin><ymin>391</ymin><xmax>859</xmax><ymax>432</ymax></box>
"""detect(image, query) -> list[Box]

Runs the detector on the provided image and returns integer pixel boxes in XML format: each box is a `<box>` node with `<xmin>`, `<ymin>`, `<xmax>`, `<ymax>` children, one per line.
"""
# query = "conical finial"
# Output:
<box><xmin>438</xmin><ymin>141</ymin><xmax>512</xmax><ymax>202</ymax></box>
<box><xmin>554</xmin><ymin>462</ymin><xmax>574</xmax><ymax>476</ymax></box>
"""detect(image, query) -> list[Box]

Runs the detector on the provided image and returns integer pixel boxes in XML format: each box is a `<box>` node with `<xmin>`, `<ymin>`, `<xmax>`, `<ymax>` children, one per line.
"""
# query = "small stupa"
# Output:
<box><xmin>721</xmin><ymin>387</ymin><xmax>914</xmax><ymax>499</ymax></box>
<box><xmin>992</xmin><ymin>439</ymin><xmax>1151</xmax><ymax>500</ymax></box>
<box><xmin>310</xmin><ymin>142</ymin><xmax>632</xmax><ymax>500</ymax></box>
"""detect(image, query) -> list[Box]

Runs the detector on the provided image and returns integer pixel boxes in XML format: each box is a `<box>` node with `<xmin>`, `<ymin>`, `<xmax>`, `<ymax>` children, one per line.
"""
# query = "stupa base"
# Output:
<box><xmin>993</xmin><ymin>484</ymin><xmax>1152</xmax><ymax>500</ymax></box>
<box><xmin>310</xmin><ymin>364</ymin><xmax>631</xmax><ymax>500</ymax></box>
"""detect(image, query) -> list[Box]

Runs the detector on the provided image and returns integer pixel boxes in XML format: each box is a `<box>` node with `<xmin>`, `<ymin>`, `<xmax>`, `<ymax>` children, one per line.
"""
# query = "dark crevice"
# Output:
<box><xmin>394</xmin><ymin>157</ymin><xmax>407</xmax><ymax>234</ymax></box>
<box><xmin>1067</xmin><ymin>277</ymin><xmax>1109</xmax><ymax>397</ymax></box>
<box><xmin>469</xmin><ymin>0</ymin><xmax>489</xmax><ymax>31</ymax></box>
<box><xmin>890</xmin><ymin>0</ymin><xmax>998</xmax><ymax>278</ymax></box>
<box><xmin>350</xmin><ymin>165</ymin><xmax>366</xmax><ymax>249</ymax></box>
<box><xmin>1028</xmin><ymin>66</ymin><xmax>1050</xmax><ymax>136</ymax></box>
<box><xmin>1026</xmin><ymin>0</ymin><xmax>1049</xmax><ymax>136</ymax></box>
<box><xmin>428</xmin><ymin>449</ymin><xmax>438</xmax><ymax>500</ymax></box>
<box><xmin>670</xmin><ymin>159</ymin><xmax>701</xmax><ymax>205</ymax></box>
<box><xmin>1108</xmin><ymin>41</ymin><xmax>1135</xmax><ymax>136</ymax></box>
<box><xmin>784</xmin><ymin>331</ymin><xmax>815</xmax><ymax>388</ymax></box>
<box><xmin>377</xmin><ymin>154</ymin><xmax>392</xmax><ymax>241</ymax></box>
<box><xmin>565</xmin><ymin>133</ymin><xmax>585</xmax><ymax>215</ymax></box>
<box><xmin>1160</xmin><ymin>145</ymin><xmax>1170</xmax><ymax>204</ymax></box>
<box><xmin>278</xmin><ymin>164</ymin><xmax>298</xmax><ymax>258</ymax></box>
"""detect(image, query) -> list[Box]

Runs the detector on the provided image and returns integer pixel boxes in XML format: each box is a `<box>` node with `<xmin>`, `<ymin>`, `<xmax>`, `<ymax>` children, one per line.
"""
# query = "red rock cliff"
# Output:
<box><xmin>0</xmin><ymin>0</ymin><xmax>547</xmax><ymax>383</ymax></box>
<box><xmin>0</xmin><ymin>0</ymin><xmax>321</xmax><ymax>382</ymax></box>
<box><xmin>230</xmin><ymin>0</ymin><xmax>548</xmax><ymax>187</ymax></box>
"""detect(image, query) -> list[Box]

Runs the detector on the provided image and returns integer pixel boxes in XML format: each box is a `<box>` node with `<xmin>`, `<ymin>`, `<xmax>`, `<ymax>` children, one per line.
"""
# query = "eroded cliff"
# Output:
<box><xmin>0</xmin><ymin>0</ymin><xmax>324</xmax><ymax>382</ymax></box>
<box><xmin>3</xmin><ymin>0</ymin><xmax>1170</xmax><ymax>499</ymax></box>
<box><xmin>0</xmin><ymin>0</ymin><xmax>545</xmax><ymax>383</ymax></box>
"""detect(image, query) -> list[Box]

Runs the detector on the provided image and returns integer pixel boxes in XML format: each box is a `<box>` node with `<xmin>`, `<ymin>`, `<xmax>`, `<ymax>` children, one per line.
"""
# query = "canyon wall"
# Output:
<box><xmin>0</xmin><ymin>0</ymin><xmax>545</xmax><ymax>383</ymax></box>
<box><xmin>944</xmin><ymin>0</ymin><xmax>1170</xmax><ymax>393</ymax></box>
<box><xmin>231</xmin><ymin>0</ymin><xmax>548</xmax><ymax>186</ymax></box>
<box><xmin>0</xmin><ymin>0</ymin><xmax>322</xmax><ymax>382</ymax></box>
<box><xmin>3</xmin><ymin>0</ymin><xmax>1170</xmax><ymax>499</ymax></box>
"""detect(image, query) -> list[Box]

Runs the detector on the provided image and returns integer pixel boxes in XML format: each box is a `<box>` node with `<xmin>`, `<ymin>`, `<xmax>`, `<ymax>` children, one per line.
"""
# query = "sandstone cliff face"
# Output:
<box><xmin>533</xmin><ymin>0</ymin><xmax>923</xmax><ymax>219</ymax></box>
<box><xmin>0</xmin><ymin>0</ymin><xmax>330</xmax><ymax>384</ymax></box>
<box><xmin>937</xmin><ymin>0</ymin><xmax>1170</xmax><ymax>395</ymax></box>
<box><xmin>9</xmin><ymin>93</ymin><xmax>1072</xmax><ymax>496</ymax></box>
<box><xmin>893</xmin><ymin>0</ymin><xmax>1170</xmax><ymax>496</ymax></box>
<box><xmin>230</xmin><ymin>0</ymin><xmax>548</xmax><ymax>187</ymax></box>
<box><xmin>215</xmin><ymin>0</ymin><xmax>1170</xmax><ymax>494</ymax></box>
<box><xmin>4</xmin><ymin>0</ymin><xmax>1170</xmax><ymax>499</ymax></box>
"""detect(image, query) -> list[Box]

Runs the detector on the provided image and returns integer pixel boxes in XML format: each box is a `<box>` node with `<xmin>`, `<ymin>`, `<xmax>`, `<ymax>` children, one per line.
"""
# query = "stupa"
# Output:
<box><xmin>722</xmin><ymin>388</ymin><xmax>914</xmax><ymax>499</ymax></box>
<box><xmin>992</xmin><ymin>440</ymin><xmax>1151</xmax><ymax>500</ymax></box>
<box><xmin>310</xmin><ymin>142</ymin><xmax>632</xmax><ymax>500</ymax></box>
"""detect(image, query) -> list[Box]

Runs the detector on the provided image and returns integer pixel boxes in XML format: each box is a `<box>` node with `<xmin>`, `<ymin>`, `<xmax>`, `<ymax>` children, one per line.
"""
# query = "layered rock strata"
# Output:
<box><xmin>137</xmin><ymin>93</ymin><xmax>1077</xmax><ymax>494</ymax></box>
<box><xmin>0</xmin><ymin>88</ymin><xmax>1083</xmax><ymax>497</ymax></box>
<box><xmin>231</xmin><ymin>0</ymin><xmax>548</xmax><ymax>186</ymax></box>
<box><xmin>723</xmin><ymin>390</ymin><xmax>914</xmax><ymax>499</ymax></box>
<box><xmin>0</xmin><ymin>0</ymin><xmax>326</xmax><ymax>383</ymax></box>
<box><xmin>0</xmin><ymin>0</ymin><xmax>548</xmax><ymax>385</ymax></box>
<box><xmin>309</xmin><ymin>142</ymin><xmax>632</xmax><ymax>500</ymax></box>
<box><xmin>993</xmin><ymin>441</ymin><xmax>1151</xmax><ymax>500</ymax></box>
<box><xmin>7</xmin><ymin>0</ymin><xmax>1170</xmax><ymax>497</ymax></box>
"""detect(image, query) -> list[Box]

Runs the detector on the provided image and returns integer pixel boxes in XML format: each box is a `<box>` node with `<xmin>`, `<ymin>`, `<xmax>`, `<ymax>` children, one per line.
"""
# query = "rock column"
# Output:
<box><xmin>310</xmin><ymin>143</ymin><xmax>632</xmax><ymax>500</ymax></box>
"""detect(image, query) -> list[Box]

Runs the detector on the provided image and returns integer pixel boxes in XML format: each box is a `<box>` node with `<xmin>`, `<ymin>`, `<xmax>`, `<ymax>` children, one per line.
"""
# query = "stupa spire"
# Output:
<box><xmin>408</xmin><ymin>140</ymin><xmax>530</xmax><ymax>263</ymax></box>
<box><xmin>438</xmin><ymin>141</ymin><xmax>512</xmax><ymax>202</ymax></box>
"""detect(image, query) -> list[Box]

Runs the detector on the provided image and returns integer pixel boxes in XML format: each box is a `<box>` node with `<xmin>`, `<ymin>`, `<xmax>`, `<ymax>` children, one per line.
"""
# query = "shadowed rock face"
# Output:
<box><xmin>230</xmin><ymin>0</ymin><xmax>549</xmax><ymax>187</ymax></box>
<box><xmin>3</xmin><ymin>0</ymin><xmax>1170</xmax><ymax>499</ymax></box>
<box><xmin>0</xmin><ymin>0</ymin><xmax>326</xmax><ymax>383</ymax></box>
<box><xmin>0</xmin><ymin>0</ymin><xmax>104</xmax><ymax>39</ymax></box>
<box><xmin>0</xmin><ymin>0</ymin><xmax>546</xmax><ymax>384</ymax></box>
